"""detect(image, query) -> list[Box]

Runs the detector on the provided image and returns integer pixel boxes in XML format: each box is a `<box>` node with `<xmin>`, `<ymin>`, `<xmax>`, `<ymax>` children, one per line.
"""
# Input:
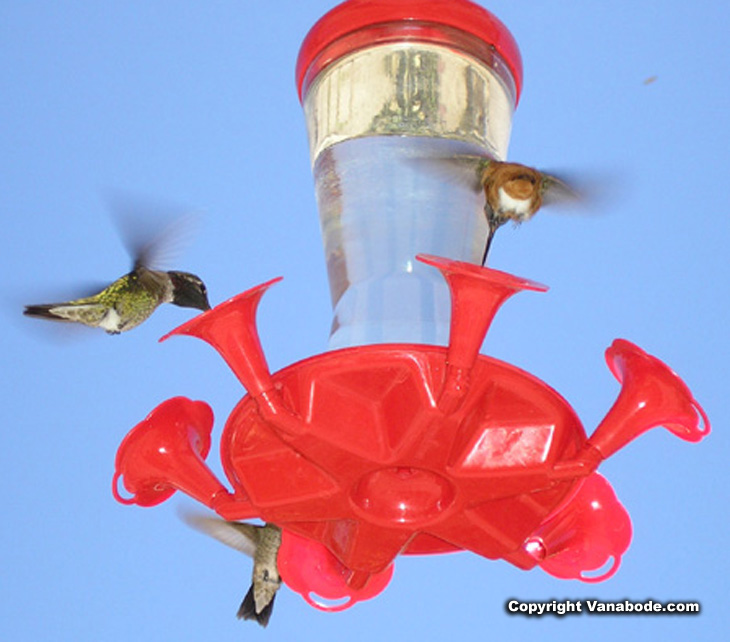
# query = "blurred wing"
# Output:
<box><xmin>180</xmin><ymin>510</ymin><xmax>258</xmax><ymax>558</ymax></box>
<box><xmin>541</xmin><ymin>172</ymin><xmax>582</xmax><ymax>207</ymax></box>
<box><xmin>406</xmin><ymin>153</ymin><xmax>487</xmax><ymax>193</ymax></box>
<box><xmin>542</xmin><ymin>169</ymin><xmax>620</xmax><ymax>219</ymax></box>
<box><xmin>105</xmin><ymin>191</ymin><xmax>200</xmax><ymax>270</ymax></box>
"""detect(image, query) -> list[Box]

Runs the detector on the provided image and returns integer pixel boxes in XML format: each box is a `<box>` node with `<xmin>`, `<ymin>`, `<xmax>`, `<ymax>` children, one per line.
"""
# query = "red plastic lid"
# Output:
<box><xmin>296</xmin><ymin>0</ymin><xmax>523</xmax><ymax>103</ymax></box>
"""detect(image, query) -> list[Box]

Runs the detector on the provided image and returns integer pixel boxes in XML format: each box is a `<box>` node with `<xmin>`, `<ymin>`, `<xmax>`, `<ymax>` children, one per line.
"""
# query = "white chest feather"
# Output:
<box><xmin>98</xmin><ymin>308</ymin><xmax>124</xmax><ymax>332</ymax></box>
<box><xmin>497</xmin><ymin>187</ymin><xmax>533</xmax><ymax>219</ymax></box>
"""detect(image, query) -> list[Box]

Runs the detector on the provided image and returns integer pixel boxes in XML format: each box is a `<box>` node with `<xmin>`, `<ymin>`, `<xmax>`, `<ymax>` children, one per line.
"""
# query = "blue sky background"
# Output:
<box><xmin>1</xmin><ymin>1</ymin><xmax>728</xmax><ymax>640</ymax></box>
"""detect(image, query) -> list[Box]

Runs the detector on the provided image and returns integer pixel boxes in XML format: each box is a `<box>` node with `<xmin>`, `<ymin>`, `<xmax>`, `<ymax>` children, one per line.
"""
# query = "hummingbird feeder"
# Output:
<box><xmin>113</xmin><ymin>0</ymin><xmax>710</xmax><ymax>612</ymax></box>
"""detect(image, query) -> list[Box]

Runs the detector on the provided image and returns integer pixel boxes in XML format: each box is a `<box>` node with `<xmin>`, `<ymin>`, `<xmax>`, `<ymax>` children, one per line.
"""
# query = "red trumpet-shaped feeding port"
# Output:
<box><xmin>597</xmin><ymin>338</ymin><xmax>711</xmax><ymax>450</ymax></box>
<box><xmin>278</xmin><ymin>530</ymin><xmax>395</xmax><ymax>611</ymax></box>
<box><xmin>112</xmin><ymin>255</ymin><xmax>710</xmax><ymax>611</ymax></box>
<box><xmin>113</xmin><ymin>397</ymin><xmax>230</xmax><ymax>509</ymax></box>
<box><xmin>523</xmin><ymin>473</ymin><xmax>632</xmax><ymax>582</ymax></box>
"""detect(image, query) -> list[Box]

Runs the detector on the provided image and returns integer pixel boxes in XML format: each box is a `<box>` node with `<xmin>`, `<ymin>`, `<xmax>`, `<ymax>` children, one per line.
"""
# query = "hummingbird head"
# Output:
<box><xmin>167</xmin><ymin>271</ymin><xmax>210</xmax><ymax>311</ymax></box>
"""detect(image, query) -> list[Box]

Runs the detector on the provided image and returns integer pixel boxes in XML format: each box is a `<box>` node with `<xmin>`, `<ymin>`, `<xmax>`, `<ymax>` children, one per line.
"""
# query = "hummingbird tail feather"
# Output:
<box><xmin>23</xmin><ymin>304</ymin><xmax>69</xmax><ymax>322</ymax></box>
<box><xmin>237</xmin><ymin>587</ymin><xmax>275</xmax><ymax>627</ymax></box>
<box><xmin>23</xmin><ymin>301</ymin><xmax>115</xmax><ymax>331</ymax></box>
<box><xmin>236</xmin><ymin>587</ymin><xmax>256</xmax><ymax>621</ymax></box>
<box><xmin>257</xmin><ymin>595</ymin><xmax>275</xmax><ymax>628</ymax></box>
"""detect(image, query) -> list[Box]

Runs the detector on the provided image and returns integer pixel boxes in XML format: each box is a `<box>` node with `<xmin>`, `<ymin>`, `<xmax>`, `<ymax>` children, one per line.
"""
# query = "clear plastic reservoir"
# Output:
<box><xmin>316</xmin><ymin>135</ymin><xmax>489</xmax><ymax>348</ymax></box>
<box><xmin>300</xmin><ymin>29</ymin><xmax>519</xmax><ymax>350</ymax></box>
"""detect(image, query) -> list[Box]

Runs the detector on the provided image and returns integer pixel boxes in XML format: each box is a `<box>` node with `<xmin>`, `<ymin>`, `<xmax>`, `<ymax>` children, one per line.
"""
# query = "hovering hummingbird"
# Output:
<box><xmin>23</xmin><ymin>210</ymin><xmax>210</xmax><ymax>334</ymax></box>
<box><xmin>413</xmin><ymin>153</ymin><xmax>581</xmax><ymax>264</ymax></box>
<box><xmin>473</xmin><ymin>158</ymin><xmax>579</xmax><ymax>264</ymax></box>
<box><xmin>181</xmin><ymin>513</ymin><xmax>282</xmax><ymax>628</ymax></box>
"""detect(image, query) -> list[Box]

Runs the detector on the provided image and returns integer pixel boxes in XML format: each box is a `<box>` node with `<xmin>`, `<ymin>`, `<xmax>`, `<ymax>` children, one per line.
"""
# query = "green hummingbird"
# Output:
<box><xmin>181</xmin><ymin>512</ymin><xmax>283</xmax><ymax>628</ymax></box>
<box><xmin>23</xmin><ymin>214</ymin><xmax>210</xmax><ymax>334</ymax></box>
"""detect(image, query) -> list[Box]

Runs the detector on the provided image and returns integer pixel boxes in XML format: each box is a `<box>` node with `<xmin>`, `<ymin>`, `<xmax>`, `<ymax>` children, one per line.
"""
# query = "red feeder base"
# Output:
<box><xmin>113</xmin><ymin>255</ymin><xmax>709</xmax><ymax>610</ymax></box>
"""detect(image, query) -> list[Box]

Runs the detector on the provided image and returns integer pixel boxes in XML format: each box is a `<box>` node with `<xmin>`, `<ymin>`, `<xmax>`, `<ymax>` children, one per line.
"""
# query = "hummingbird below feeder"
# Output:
<box><xmin>181</xmin><ymin>512</ymin><xmax>283</xmax><ymax>628</ymax></box>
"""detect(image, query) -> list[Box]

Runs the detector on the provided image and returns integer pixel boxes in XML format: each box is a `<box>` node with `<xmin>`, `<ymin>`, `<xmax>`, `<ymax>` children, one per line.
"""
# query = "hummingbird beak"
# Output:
<box><xmin>482</xmin><ymin>227</ymin><xmax>496</xmax><ymax>266</ymax></box>
<box><xmin>174</xmin><ymin>288</ymin><xmax>210</xmax><ymax>311</ymax></box>
<box><xmin>481</xmin><ymin>205</ymin><xmax>502</xmax><ymax>266</ymax></box>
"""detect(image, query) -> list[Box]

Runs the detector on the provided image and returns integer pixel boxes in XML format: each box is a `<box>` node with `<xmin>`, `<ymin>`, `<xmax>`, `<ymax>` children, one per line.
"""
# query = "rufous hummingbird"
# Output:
<box><xmin>473</xmin><ymin>158</ymin><xmax>580</xmax><ymax>264</ymax></box>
